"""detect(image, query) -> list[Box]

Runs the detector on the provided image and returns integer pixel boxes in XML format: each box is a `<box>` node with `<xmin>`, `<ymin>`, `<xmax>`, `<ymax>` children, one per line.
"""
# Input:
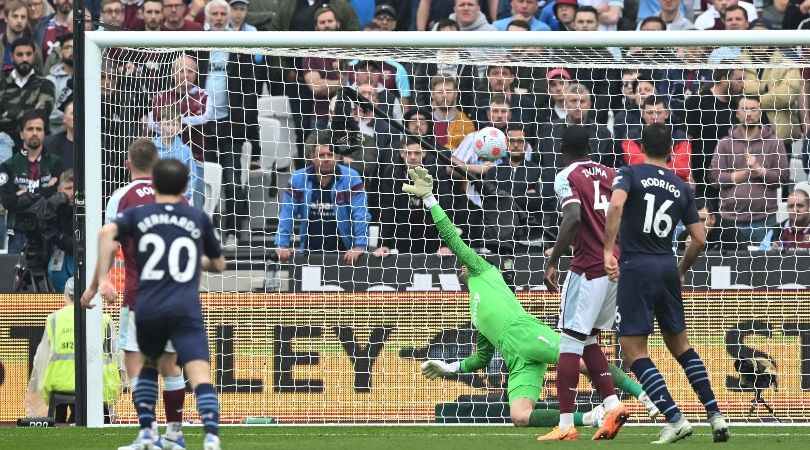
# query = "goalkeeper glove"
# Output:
<box><xmin>420</xmin><ymin>360</ymin><xmax>461</xmax><ymax>380</ymax></box>
<box><xmin>402</xmin><ymin>166</ymin><xmax>434</xmax><ymax>199</ymax></box>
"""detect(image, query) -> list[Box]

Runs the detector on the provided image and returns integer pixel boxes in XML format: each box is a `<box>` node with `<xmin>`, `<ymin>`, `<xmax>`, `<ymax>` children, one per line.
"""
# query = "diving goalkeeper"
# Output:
<box><xmin>404</xmin><ymin>167</ymin><xmax>655</xmax><ymax>439</ymax></box>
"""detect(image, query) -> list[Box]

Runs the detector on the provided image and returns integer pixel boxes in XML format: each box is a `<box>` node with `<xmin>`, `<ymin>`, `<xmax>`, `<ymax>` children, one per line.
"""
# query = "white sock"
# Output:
<box><xmin>165</xmin><ymin>422</ymin><xmax>182</xmax><ymax>439</ymax></box>
<box><xmin>603</xmin><ymin>394</ymin><xmax>621</xmax><ymax>411</ymax></box>
<box><xmin>582</xmin><ymin>410</ymin><xmax>596</xmax><ymax>427</ymax></box>
<box><xmin>559</xmin><ymin>413</ymin><xmax>575</xmax><ymax>430</ymax></box>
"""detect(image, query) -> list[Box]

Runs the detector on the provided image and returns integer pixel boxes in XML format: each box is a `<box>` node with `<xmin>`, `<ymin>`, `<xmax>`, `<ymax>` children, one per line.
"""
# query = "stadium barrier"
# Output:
<box><xmin>2</xmin><ymin>289</ymin><xmax>809</xmax><ymax>423</ymax></box>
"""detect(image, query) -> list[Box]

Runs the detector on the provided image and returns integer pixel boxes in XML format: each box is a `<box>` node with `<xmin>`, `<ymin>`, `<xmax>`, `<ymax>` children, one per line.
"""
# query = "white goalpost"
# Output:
<box><xmin>80</xmin><ymin>30</ymin><xmax>810</xmax><ymax>427</ymax></box>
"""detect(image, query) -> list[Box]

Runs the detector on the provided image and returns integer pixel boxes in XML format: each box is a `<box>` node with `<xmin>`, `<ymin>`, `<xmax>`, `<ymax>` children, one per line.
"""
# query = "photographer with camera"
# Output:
<box><xmin>0</xmin><ymin>111</ymin><xmax>64</xmax><ymax>254</ymax></box>
<box><xmin>45</xmin><ymin>169</ymin><xmax>74</xmax><ymax>292</ymax></box>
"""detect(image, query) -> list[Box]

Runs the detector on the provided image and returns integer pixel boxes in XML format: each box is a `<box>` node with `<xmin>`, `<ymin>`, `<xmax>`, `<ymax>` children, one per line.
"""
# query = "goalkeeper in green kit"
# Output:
<box><xmin>403</xmin><ymin>167</ymin><xmax>658</xmax><ymax>436</ymax></box>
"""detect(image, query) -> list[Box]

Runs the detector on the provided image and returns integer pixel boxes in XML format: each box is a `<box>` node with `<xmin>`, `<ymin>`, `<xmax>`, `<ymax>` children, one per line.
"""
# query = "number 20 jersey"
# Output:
<box><xmin>554</xmin><ymin>158</ymin><xmax>616</xmax><ymax>278</ymax></box>
<box><xmin>612</xmin><ymin>163</ymin><xmax>699</xmax><ymax>256</ymax></box>
<box><xmin>113</xmin><ymin>202</ymin><xmax>222</xmax><ymax>321</ymax></box>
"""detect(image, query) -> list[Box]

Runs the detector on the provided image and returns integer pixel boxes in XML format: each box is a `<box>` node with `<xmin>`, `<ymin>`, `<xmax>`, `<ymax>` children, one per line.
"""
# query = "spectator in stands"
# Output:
<box><xmin>374</xmin><ymin>137</ymin><xmax>453</xmax><ymax>256</ymax></box>
<box><xmin>677</xmin><ymin>198</ymin><xmax>722</xmax><ymax>251</ymax></box>
<box><xmin>652</xmin><ymin>0</ymin><xmax>695</xmax><ymax>29</ymax></box>
<box><xmin>614</xmin><ymin>74</ymin><xmax>656</xmax><ymax>141</ymax></box>
<box><xmin>275</xmin><ymin>129</ymin><xmax>370</xmax><ymax>264</ymax></box>
<box><xmin>707</xmin><ymin>96</ymin><xmax>789</xmax><ymax>249</ymax></box>
<box><xmin>547</xmin><ymin>0</ymin><xmax>578</xmax><ymax>31</ymax></box>
<box><xmin>161</xmin><ymin>0</ymin><xmax>204</xmax><ymax>30</ymax></box>
<box><xmin>577</xmin><ymin>0</ymin><xmax>623</xmax><ymax>31</ymax></box>
<box><xmin>537</xmin><ymin>67</ymin><xmax>570</xmax><ymax>124</ymax></box>
<box><xmin>536</xmin><ymin>83</ymin><xmax>614</xmax><ymax>168</ymax></box>
<box><xmin>34</xmin><ymin>0</ymin><xmax>69</xmax><ymax>59</ymax></box>
<box><xmin>685</xmin><ymin>68</ymin><xmax>743</xmax><ymax>199</ymax></box>
<box><xmin>404</xmin><ymin>108</ymin><xmax>435</xmax><ymax>149</ymax></box>
<box><xmin>229</xmin><ymin>0</ymin><xmax>252</xmax><ymax>30</ymax></box>
<box><xmin>47</xmin><ymin>169</ymin><xmax>74</xmax><ymax>290</ymax></box>
<box><xmin>339</xmin><ymin>83</ymin><xmax>381</xmax><ymax>178</ymax></box>
<box><xmin>568</xmin><ymin>6</ymin><xmax>621</xmax><ymax>123</ymax></box>
<box><xmin>446</xmin><ymin>0</ymin><xmax>496</xmax><ymax>31</ymax></box>
<box><xmin>120</xmin><ymin>0</ymin><xmax>143</xmax><ymax>29</ymax></box>
<box><xmin>418</xmin><ymin>0</ymin><xmax>497</xmax><ymax>30</ymax></box>
<box><xmin>370</xmin><ymin>3</ymin><xmax>398</xmax><ymax>31</ymax></box>
<box><xmin>44</xmin><ymin>100</ymin><xmax>73</xmax><ymax>170</ymax></box>
<box><xmin>740</xmin><ymin>23</ymin><xmax>804</xmax><ymax>144</ymax></box>
<box><xmin>473</xmin><ymin>63</ymin><xmax>537</xmax><ymax>133</ymax></box>
<box><xmin>25</xmin><ymin>0</ymin><xmax>49</xmax><ymax>32</ymax></box>
<box><xmin>450</xmin><ymin>133</ymin><xmax>495</xmax><ymax>248</ymax></box>
<box><xmin>695</xmin><ymin>0</ymin><xmax>757</xmax><ymax>30</ymax></box>
<box><xmin>492</xmin><ymin>0</ymin><xmax>551</xmax><ymax>30</ymax></box>
<box><xmin>270</xmin><ymin>0</ymin><xmax>358</xmax><ymax>31</ymax></box>
<box><xmin>430</xmin><ymin>74</ymin><xmax>475</xmax><ymax>150</ymax></box>
<box><xmin>483</xmin><ymin>123</ymin><xmax>555</xmax><ymax>241</ymax></box>
<box><xmin>661</xmin><ymin>47</ymin><xmax>713</xmax><ymax>126</ymax></box>
<box><xmin>2</xmin><ymin>0</ymin><xmax>41</xmax><ymax>72</ymax></box>
<box><xmin>153</xmin><ymin>107</ymin><xmax>205</xmax><ymax>208</ymax></box>
<box><xmin>302</xmin><ymin>7</ymin><xmax>344</xmax><ymax>131</ymax></box>
<box><xmin>413</xmin><ymin>19</ymin><xmax>480</xmax><ymax>108</ymax></box>
<box><xmin>707</xmin><ymin>4</ymin><xmax>749</xmax><ymax>63</ymax></box>
<box><xmin>776</xmin><ymin>0</ymin><xmax>810</xmax><ymax>29</ymax></box>
<box><xmin>622</xmin><ymin>95</ymin><xmax>692</xmax><ymax>182</ymax></box>
<box><xmin>347</xmin><ymin>53</ymin><xmax>412</xmax><ymax>110</ymax></box>
<box><xmin>242</xmin><ymin>0</ymin><xmax>279</xmax><ymax>30</ymax></box>
<box><xmin>0</xmin><ymin>111</ymin><xmax>63</xmax><ymax>253</ymax></box>
<box><xmin>770</xmin><ymin>185</ymin><xmax>810</xmax><ymax>249</ymax></box>
<box><xmin>0</xmin><ymin>37</ymin><xmax>54</xmax><ymax>145</ymax></box>
<box><xmin>99</xmin><ymin>0</ymin><xmax>125</xmax><ymax>30</ymax></box>
<box><xmin>138</xmin><ymin>0</ymin><xmax>163</xmax><ymax>31</ymax></box>
<box><xmin>45</xmin><ymin>32</ymin><xmax>71</xmax><ymax>134</ymax></box>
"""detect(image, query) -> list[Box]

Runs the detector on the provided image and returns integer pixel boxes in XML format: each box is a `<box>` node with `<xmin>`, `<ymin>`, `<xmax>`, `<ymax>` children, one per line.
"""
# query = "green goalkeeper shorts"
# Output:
<box><xmin>498</xmin><ymin>315</ymin><xmax>561</xmax><ymax>404</ymax></box>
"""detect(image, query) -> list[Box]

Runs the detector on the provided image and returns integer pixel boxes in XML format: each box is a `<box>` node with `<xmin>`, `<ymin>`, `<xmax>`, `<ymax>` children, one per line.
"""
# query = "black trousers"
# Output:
<box><xmin>204</xmin><ymin>119</ymin><xmax>248</xmax><ymax>236</ymax></box>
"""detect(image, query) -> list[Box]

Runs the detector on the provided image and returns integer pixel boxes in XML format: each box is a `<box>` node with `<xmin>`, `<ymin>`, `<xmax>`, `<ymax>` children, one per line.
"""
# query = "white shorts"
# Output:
<box><xmin>119</xmin><ymin>307</ymin><xmax>176</xmax><ymax>353</ymax></box>
<box><xmin>558</xmin><ymin>272</ymin><xmax>617</xmax><ymax>336</ymax></box>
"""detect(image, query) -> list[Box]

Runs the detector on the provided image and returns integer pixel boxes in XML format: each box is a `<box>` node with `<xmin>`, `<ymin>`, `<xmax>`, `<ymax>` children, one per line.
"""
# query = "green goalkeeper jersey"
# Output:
<box><xmin>428</xmin><ymin>204</ymin><xmax>558</xmax><ymax>374</ymax></box>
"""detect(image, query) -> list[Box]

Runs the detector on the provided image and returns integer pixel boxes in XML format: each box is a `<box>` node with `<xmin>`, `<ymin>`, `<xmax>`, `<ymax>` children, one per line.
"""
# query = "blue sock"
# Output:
<box><xmin>195</xmin><ymin>383</ymin><xmax>220</xmax><ymax>436</ymax></box>
<box><xmin>631</xmin><ymin>357</ymin><xmax>682</xmax><ymax>423</ymax></box>
<box><xmin>677</xmin><ymin>348</ymin><xmax>720</xmax><ymax>417</ymax></box>
<box><xmin>134</xmin><ymin>368</ymin><xmax>159</xmax><ymax>430</ymax></box>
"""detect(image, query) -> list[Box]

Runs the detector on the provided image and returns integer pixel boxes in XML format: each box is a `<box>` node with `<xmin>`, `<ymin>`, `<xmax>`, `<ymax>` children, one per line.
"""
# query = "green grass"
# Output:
<box><xmin>1</xmin><ymin>425</ymin><xmax>809</xmax><ymax>450</ymax></box>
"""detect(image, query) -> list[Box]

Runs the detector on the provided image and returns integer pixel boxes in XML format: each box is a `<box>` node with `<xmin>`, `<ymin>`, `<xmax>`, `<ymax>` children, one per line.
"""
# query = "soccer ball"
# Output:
<box><xmin>474</xmin><ymin>127</ymin><xmax>507</xmax><ymax>162</ymax></box>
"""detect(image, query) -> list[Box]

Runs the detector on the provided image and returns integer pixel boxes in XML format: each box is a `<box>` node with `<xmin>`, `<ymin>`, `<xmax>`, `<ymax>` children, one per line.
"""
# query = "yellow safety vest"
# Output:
<box><xmin>41</xmin><ymin>305</ymin><xmax>122</xmax><ymax>406</ymax></box>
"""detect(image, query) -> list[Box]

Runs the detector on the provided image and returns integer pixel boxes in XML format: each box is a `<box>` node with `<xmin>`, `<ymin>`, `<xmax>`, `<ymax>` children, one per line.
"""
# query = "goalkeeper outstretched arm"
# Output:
<box><xmin>402</xmin><ymin>167</ymin><xmax>491</xmax><ymax>277</ymax></box>
<box><xmin>420</xmin><ymin>332</ymin><xmax>496</xmax><ymax>379</ymax></box>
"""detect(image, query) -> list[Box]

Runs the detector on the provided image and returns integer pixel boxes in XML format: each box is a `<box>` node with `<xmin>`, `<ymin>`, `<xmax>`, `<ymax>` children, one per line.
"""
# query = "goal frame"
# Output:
<box><xmin>79</xmin><ymin>29</ymin><xmax>810</xmax><ymax>427</ymax></box>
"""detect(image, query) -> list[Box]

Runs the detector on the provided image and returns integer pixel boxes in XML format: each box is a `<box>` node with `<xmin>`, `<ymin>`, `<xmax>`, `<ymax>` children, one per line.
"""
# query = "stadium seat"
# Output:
<box><xmin>258</xmin><ymin>116</ymin><xmax>294</xmax><ymax>171</ymax></box>
<box><xmin>203</xmin><ymin>161</ymin><xmax>223</xmax><ymax>219</ymax></box>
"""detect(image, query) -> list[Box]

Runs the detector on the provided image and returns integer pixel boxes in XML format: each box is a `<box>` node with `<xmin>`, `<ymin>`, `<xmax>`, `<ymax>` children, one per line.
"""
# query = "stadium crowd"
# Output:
<box><xmin>1</xmin><ymin>0</ymin><xmax>810</xmax><ymax>287</ymax></box>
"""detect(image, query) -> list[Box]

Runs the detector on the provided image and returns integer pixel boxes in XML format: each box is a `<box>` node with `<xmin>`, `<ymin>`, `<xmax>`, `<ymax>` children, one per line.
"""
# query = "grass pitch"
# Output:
<box><xmin>1</xmin><ymin>425</ymin><xmax>808</xmax><ymax>450</ymax></box>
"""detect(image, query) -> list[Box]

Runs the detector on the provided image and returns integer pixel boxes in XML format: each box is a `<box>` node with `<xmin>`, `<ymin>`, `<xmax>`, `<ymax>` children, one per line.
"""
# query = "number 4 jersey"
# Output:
<box><xmin>554</xmin><ymin>158</ymin><xmax>617</xmax><ymax>278</ymax></box>
<box><xmin>113</xmin><ymin>202</ymin><xmax>222</xmax><ymax>321</ymax></box>
<box><xmin>612</xmin><ymin>163</ymin><xmax>699</xmax><ymax>256</ymax></box>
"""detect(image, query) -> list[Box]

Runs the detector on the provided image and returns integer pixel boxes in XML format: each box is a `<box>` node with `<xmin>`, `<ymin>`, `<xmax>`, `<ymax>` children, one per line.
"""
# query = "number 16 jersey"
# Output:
<box><xmin>113</xmin><ymin>202</ymin><xmax>222</xmax><ymax>321</ymax></box>
<box><xmin>612</xmin><ymin>163</ymin><xmax>699</xmax><ymax>256</ymax></box>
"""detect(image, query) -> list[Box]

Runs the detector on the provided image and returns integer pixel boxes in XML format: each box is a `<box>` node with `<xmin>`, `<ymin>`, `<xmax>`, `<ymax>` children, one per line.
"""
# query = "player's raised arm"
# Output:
<box><xmin>402</xmin><ymin>167</ymin><xmax>491</xmax><ymax>277</ymax></box>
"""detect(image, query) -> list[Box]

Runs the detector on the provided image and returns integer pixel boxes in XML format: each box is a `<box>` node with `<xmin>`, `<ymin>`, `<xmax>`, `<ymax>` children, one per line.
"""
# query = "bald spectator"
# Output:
<box><xmin>536</xmin><ymin>83</ymin><xmax>614</xmax><ymax>169</ymax></box>
<box><xmin>418</xmin><ymin>0</ymin><xmax>498</xmax><ymax>31</ymax></box>
<box><xmin>161</xmin><ymin>0</ymin><xmax>204</xmax><ymax>30</ymax></box>
<box><xmin>149</xmin><ymin>54</ymin><xmax>212</xmax><ymax>161</ymax></box>
<box><xmin>444</xmin><ymin>0</ymin><xmax>496</xmax><ymax>31</ymax></box>
<box><xmin>493</xmin><ymin>0</ymin><xmax>551</xmax><ymax>30</ymax></box>
<box><xmin>769</xmin><ymin>185</ymin><xmax>810</xmax><ymax>249</ymax></box>
<box><xmin>694</xmin><ymin>0</ymin><xmax>756</xmax><ymax>29</ymax></box>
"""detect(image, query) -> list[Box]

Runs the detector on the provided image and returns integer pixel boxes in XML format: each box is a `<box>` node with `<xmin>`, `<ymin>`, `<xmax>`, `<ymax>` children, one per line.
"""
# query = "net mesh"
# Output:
<box><xmin>93</xmin><ymin>41</ymin><xmax>810</xmax><ymax>424</ymax></box>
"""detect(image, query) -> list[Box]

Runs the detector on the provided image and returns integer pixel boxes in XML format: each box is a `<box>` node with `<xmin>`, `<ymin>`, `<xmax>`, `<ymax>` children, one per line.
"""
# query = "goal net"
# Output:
<box><xmin>81</xmin><ymin>30</ymin><xmax>810</xmax><ymax>425</ymax></box>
